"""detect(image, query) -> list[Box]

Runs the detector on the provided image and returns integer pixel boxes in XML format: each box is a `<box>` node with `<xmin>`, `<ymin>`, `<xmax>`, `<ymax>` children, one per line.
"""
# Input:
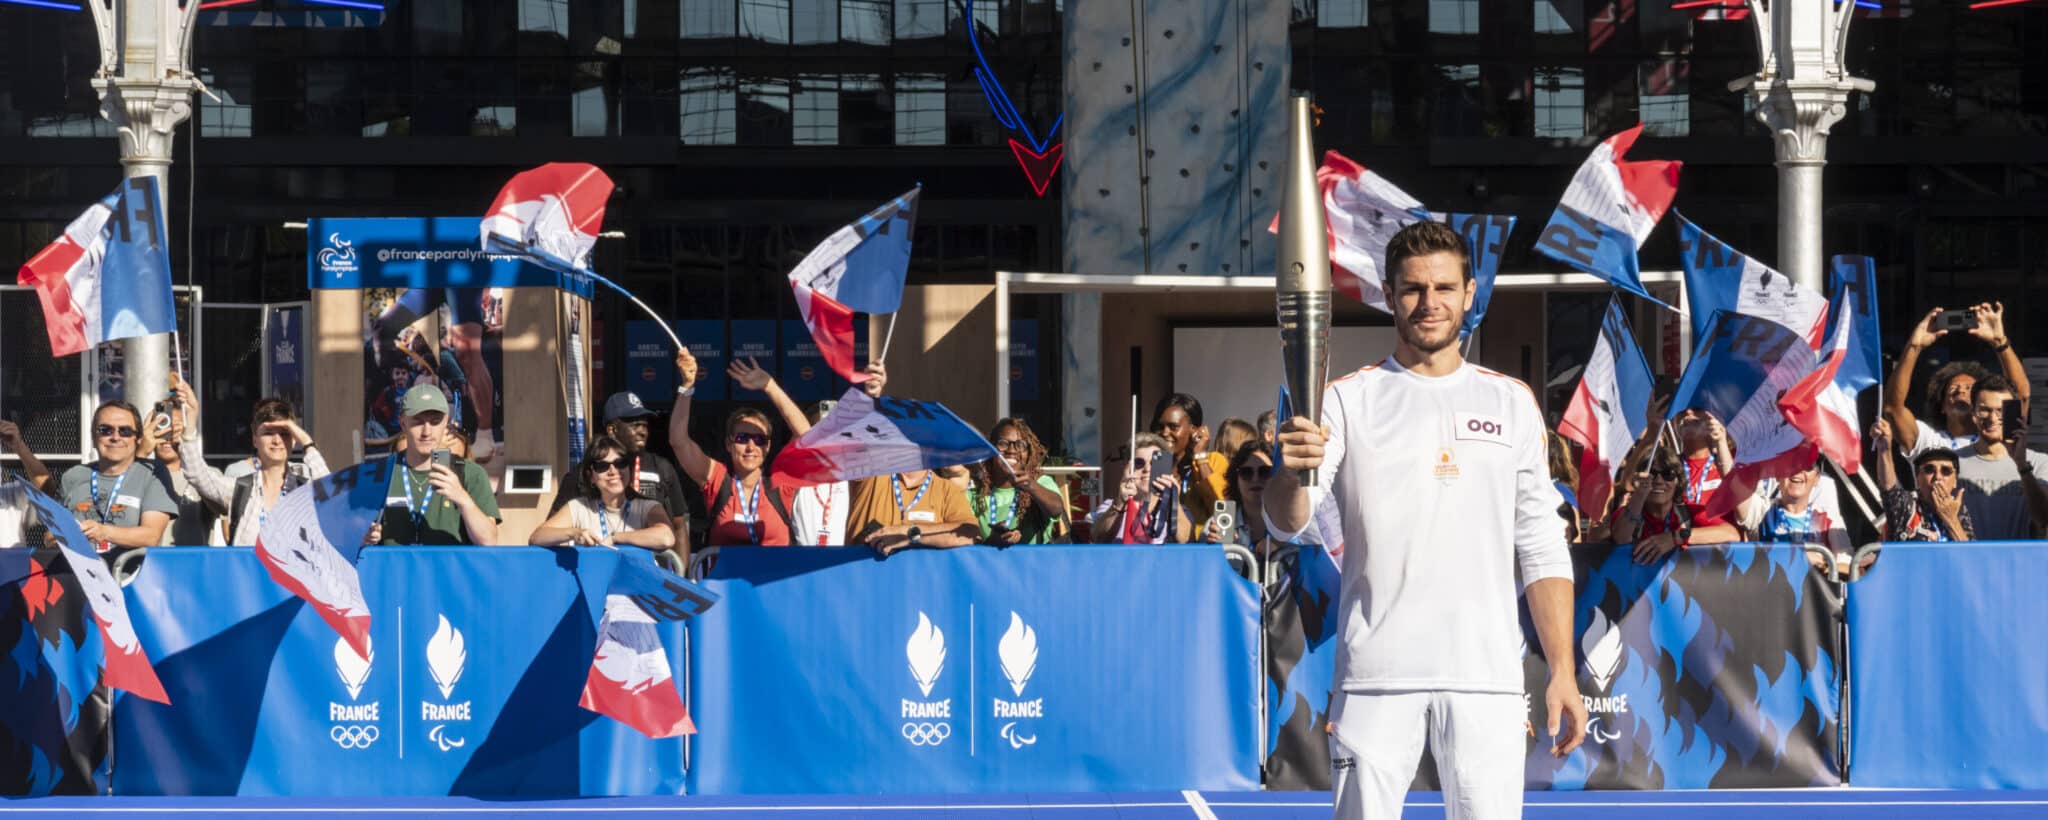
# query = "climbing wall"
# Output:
<box><xmin>1063</xmin><ymin>0</ymin><xmax>1290</xmax><ymax>277</ymax></box>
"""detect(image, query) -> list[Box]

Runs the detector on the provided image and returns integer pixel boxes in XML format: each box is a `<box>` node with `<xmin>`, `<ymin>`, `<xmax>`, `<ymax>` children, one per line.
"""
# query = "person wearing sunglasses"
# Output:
<box><xmin>1207</xmin><ymin>440</ymin><xmax>1274</xmax><ymax>550</ymax></box>
<box><xmin>530</xmin><ymin>435</ymin><xmax>678</xmax><ymax>549</ymax></box>
<box><xmin>1609</xmin><ymin>446</ymin><xmax>1742</xmax><ymax>565</ymax></box>
<box><xmin>968</xmin><ymin>418</ymin><xmax>1069</xmax><ymax>546</ymax></box>
<box><xmin>1095</xmin><ymin>432</ymin><xmax>1195</xmax><ymax>545</ymax></box>
<box><xmin>549</xmin><ymin>389</ymin><xmax>694</xmax><ymax>556</ymax></box>
<box><xmin>1870</xmin><ymin>419</ymin><xmax>1971</xmax><ymax>543</ymax></box>
<box><xmin>671</xmin><ymin>350</ymin><xmax>815</xmax><ymax>553</ymax></box>
<box><xmin>51</xmin><ymin>401</ymin><xmax>179</xmax><ymax>553</ymax></box>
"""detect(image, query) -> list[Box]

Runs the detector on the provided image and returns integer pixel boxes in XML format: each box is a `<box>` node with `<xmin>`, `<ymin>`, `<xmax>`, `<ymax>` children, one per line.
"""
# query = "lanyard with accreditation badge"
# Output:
<box><xmin>86</xmin><ymin>468</ymin><xmax>129</xmax><ymax>552</ymax></box>
<box><xmin>396</xmin><ymin>455</ymin><xmax>437</xmax><ymax>544</ymax></box>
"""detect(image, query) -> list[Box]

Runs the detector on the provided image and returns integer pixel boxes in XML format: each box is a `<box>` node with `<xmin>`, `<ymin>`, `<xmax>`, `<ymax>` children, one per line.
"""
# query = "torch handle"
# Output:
<box><xmin>1277</xmin><ymin>289</ymin><xmax>1331</xmax><ymax>487</ymax></box>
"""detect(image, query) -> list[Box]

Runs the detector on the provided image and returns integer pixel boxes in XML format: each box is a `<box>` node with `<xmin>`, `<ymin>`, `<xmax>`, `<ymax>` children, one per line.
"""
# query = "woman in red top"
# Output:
<box><xmin>670</xmin><ymin>350</ymin><xmax>811</xmax><ymax>549</ymax></box>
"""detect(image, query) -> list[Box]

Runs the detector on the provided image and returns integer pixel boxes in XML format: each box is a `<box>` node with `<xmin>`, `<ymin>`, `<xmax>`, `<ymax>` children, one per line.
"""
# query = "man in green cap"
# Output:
<box><xmin>365</xmin><ymin>387</ymin><xmax>501</xmax><ymax>546</ymax></box>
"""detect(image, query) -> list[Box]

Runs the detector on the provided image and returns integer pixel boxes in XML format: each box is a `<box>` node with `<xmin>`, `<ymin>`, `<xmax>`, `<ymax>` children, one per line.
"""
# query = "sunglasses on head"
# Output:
<box><xmin>587</xmin><ymin>459</ymin><xmax>625</xmax><ymax>475</ymax></box>
<box><xmin>95</xmin><ymin>424</ymin><xmax>138</xmax><ymax>440</ymax></box>
<box><xmin>730</xmin><ymin>432</ymin><xmax>770</xmax><ymax>447</ymax></box>
<box><xmin>1236</xmin><ymin>464</ymin><xmax>1274</xmax><ymax>480</ymax></box>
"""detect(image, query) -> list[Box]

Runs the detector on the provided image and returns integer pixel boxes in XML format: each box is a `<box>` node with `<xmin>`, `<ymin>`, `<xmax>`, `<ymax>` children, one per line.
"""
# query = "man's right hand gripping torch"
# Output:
<box><xmin>1275</xmin><ymin>92</ymin><xmax>1330</xmax><ymax>487</ymax></box>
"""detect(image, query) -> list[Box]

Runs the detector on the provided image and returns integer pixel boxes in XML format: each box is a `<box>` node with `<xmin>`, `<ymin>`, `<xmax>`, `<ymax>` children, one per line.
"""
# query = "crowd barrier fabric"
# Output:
<box><xmin>687</xmin><ymin>545</ymin><xmax>1263</xmax><ymax>794</ymax></box>
<box><xmin>1</xmin><ymin>550</ymin><xmax>111</xmax><ymax>795</ymax></box>
<box><xmin>1263</xmin><ymin>543</ymin><xmax>1840</xmax><ymax>790</ymax></box>
<box><xmin>1848</xmin><ymin>541</ymin><xmax>2048</xmax><ymax>789</ymax></box>
<box><xmin>109</xmin><ymin>547</ymin><xmax>689</xmax><ymax>796</ymax></box>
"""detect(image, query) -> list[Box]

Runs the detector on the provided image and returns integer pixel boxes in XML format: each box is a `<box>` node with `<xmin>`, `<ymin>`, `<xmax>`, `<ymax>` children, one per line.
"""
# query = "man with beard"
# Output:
<box><xmin>552</xmin><ymin>390</ymin><xmax>692</xmax><ymax>551</ymax></box>
<box><xmin>1268</xmin><ymin>221</ymin><xmax>1584</xmax><ymax>820</ymax></box>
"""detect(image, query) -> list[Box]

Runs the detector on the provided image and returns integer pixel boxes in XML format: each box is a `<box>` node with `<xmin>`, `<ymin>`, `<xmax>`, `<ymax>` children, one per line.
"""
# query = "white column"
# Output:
<box><xmin>1730</xmin><ymin>0</ymin><xmax>1873</xmax><ymax>295</ymax></box>
<box><xmin>90</xmin><ymin>0</ymin><xmax>202</xmax><ymax>413</ymax></box>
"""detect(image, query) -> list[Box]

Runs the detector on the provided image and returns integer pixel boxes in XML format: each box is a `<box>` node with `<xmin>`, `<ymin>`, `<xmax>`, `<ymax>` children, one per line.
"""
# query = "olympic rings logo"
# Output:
<box><xmin>901</xmin><ymin>722</ymin><xmax>951</xmax><ymax>746</ymax></box>
<box><xmin>331</xmin><ymin>724</ymin><xmax>381</xmax><ymax>749</ymax></box>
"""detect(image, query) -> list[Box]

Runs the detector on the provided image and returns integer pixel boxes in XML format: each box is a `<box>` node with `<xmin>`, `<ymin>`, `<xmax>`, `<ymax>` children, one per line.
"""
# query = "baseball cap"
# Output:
<box><xmin>603</xmin><ymin>391</ymin><xmax>656</xmax><ymax>424</ymax></box>
<box><xmin>400</xmin><ymin>387</ymin><xmax>450</xmax><ymax>418</ymax></box>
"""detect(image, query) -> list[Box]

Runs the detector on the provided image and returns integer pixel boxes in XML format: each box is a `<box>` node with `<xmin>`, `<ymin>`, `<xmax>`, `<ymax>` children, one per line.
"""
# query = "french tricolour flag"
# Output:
<box><xmin>1778</xmin><ymin>256</ymin><xmax>1883</xmax><ymax>473</ymax></box>
<box><xmin>1676</xmin><ymin>213</ymin><xmax>1830</xmax><ymax>348</ymax></box>
<box><xmin>771</xmin><ymin>387</ymin><xmax>997</xmax><ymax>487</ymax></box>
<box><xmin>20</xmin><ymin>482</ymin><xmax>169</xmax><ymax>703</ymax></box>
<box><xmin>1559</xmin><ymin>298</ymin><xmax>1655</xmax><ymax>518</ymax></box>
<box><xmin>787</xmin><ymin>189</ymin><xmax>920</xmax><ymax>382</ymax></box>
<box><xmin>1535</xmin><ymin>126</ymin><xmax>1681</xmax><ymax>309</ymax></box>
<box><xmin>1263</xmin><ymin>151</ymin><xmax>1516</xmax><ymax>336</ymax></box>
<box><xmin>16</xmin><ymin>178</ymin><xmax>179</xmax><ymax>358</ymax></box>
<box><xmin>1668</xmin><ymin>310</ymin><xmax>1828</xmax><ymax>522</ymax></box>
<box><xmin>255</xmin><ymin>458</ymin><xmax>392</xmax><ymax>659</ymax></box>
<box><xmin>481</xmin><ymin>162</ymin><xmax>615</xmax><ymax>274</ymax></box>
<box><xmin>580</xmin><ymin>553</ymin><xmax>717</xmax><ymax>738</ymax></box>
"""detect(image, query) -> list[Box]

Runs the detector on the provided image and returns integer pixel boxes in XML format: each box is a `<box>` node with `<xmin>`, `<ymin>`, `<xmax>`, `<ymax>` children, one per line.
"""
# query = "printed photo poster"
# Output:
<box><xmin>360</xmin><ymin>287</ymin><xmax>508</xmax><ymax>461</ymax></box>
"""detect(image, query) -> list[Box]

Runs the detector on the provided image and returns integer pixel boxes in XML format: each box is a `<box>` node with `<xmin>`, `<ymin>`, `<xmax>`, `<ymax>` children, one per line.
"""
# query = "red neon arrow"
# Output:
<box><xmin>1006</xmin><ymin>139</ymin><xmax>1065</xmax><ymax>198</ymax></box>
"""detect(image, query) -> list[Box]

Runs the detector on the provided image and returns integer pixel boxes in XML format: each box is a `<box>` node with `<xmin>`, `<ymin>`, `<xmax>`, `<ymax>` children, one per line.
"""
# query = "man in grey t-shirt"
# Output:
<box><xmin>55</xmin><ymin>402</ymin><xmax>180</xmax><ymax>552</ymax></box>
<box><xmin>1956</xmin><ymin>377</ymin><xmax>2048</xmax><ymax>541</ymax></box>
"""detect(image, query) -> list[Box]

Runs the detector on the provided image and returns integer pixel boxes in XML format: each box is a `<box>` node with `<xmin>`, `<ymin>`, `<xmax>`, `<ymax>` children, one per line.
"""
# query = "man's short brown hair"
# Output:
<box><xmin>1383</xmin><ymin>221</ymin><xmax>1471</xmax><ymax>283</ymax></box>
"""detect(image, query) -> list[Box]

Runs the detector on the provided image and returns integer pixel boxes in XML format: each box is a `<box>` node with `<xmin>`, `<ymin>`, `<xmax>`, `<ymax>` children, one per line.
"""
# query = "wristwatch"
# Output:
<box><xmin>906</xmin><ymin>526</ymin><xmax>923</xmax><ymax>546</ymax></box>
<box><xmin>676</xmin><ymin>384</ymin><xmax>696</xmax><ymax>397</ymax></box>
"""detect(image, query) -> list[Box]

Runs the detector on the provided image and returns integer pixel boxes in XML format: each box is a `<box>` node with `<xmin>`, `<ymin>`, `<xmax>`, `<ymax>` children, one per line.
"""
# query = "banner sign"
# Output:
<box><xmin>1264</xmin><ymin>544</ymin><xmax>1841</xmax><ymax>790</ymax></box>
<box><xmin>688</xmin><ymin>545</ymin><xmax>1261</xmax><ymax>794</ymax></box>
<box><xmin>624</xmin><ymin>320</ymin><xmax>677</xmax><ymax>401</ymax></box>
<box><xmin>778</xmin><ymin>319</ymin><xmax>832</xmax><ymax>402</ymax></box>
<box><xmin>675</xmin><ymin>320</ymin><xmax>727</xmax><ymax>402</ymax></box>
<box><xmin>0</xmin><ymin>550</ymin><xmax>111</xmax><ymax>796</ymax></box>
<box><xmin>107</xmin><ymin>548</ymin><xmax>689</xmax><ymax>797</ymax></box>
<box><xmin>1849</xmin><ymin>542</ymin><xmax>2048</xmax><ymax>789</ymax></box>
<box><xmin>307</xmin><ymin>217</ymin><xmax>593</xmax><ymax>298</ymax></box>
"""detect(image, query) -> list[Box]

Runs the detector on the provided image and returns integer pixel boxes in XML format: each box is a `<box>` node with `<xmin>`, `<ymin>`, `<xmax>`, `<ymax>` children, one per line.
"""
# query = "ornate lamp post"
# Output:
<box><xmin>1728</xmin><ymin>0</ymin><xmax>1874</xmax><ymax>294</ymax></box>
<box><xmin>88</xmin><ymin>0</ymin><xmax>202</xmax><ymax>412</ymax></box>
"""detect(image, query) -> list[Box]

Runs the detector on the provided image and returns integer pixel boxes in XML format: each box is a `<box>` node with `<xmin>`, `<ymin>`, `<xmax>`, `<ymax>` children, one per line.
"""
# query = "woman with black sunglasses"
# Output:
<box><xmin>1209</xmin><ymin>441</ymin><xmax>1274</xmax><ymax>552</ymax></box>
<box><xmin>669</xmin><ymin>349</ymin><xmax>835</xmax><ymax>550</ymax></box>
<box><xmin>1609</xmin><ymin>446</ymin><xmax>1742</xmax><ymax>565</ymax></box>
<box><xmin>50</xmin><ymin>401</ymin><xmax>179</xmax><ymax>553</ymax></box>
<box><xmin>529</xmin><ymin>435</ymin><xmax>676</xmax><ymax>550</ymax></box>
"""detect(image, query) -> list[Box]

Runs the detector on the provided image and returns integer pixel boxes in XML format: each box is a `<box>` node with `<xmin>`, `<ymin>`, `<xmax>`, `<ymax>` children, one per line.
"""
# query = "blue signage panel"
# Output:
<box><xmin>688</xmin><ymin>545</ymin><xmax>1262</xmax><ymax>794</ymax></box>
<box><xmin>624</xmin><ymin>321</ymin><xmax>676</xmax><ymax>401</ymax></box>
<box><xmin>778</xmin><ymin>320</ymin><xmax>831</xmax><ymax>403</ymax></box>
<box><xmin>307</xmin><ymin>217</ymin><xmax>592</xmax><ymax>298</ymax></box>
<box><xmin>1009</xmin><ymin>320</ymin><xmax>1040</xmax><ymax>403</ymax></box>
<box><xmin>727</xmin><ymin>320</ymin><xmax>777</xmax><ymax>402</ymax></box>
<box><xmin>674</xmin><ymin>320</ymin><xmax>727</xmax><ymax>402</ymax></box>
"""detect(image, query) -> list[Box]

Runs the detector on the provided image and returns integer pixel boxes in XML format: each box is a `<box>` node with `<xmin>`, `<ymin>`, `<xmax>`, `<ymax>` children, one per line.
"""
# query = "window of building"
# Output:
<box><xmin>742</xmin><ymin>0</ymin><xmax>792</xmax><ymax>43</ymax></box>
<box><xmin>1429</xmin><ymin>0</ymin><xmax>1479</xmax><ymax>35</ymax></box>
<box><xmin>1533</xmin><ymin>0</ymin><xmax>1574</xmax><ymax>35</ymax></box>
<box><xmin>683</xmin><ymin>0</ymin><xmax>739</xmax><ymax>38</ymax></box>
<box><xmin>574</xmin><ymin>68</ymin><xmax>614</xmax><ymax>137</ymax></box>
<box><xmin>842</xmin><ymin>0</ymin><xmax>891</xmax><ymax>43</ymax></box>
<box><xmin>1533</xmin><ymin>66</ymin><xmax>1583</xmax><ymax>137</ymax></box>
<box><xmin>199</xmin><ymin>68</ymin><xmax>254</xmax><ymax>138</ymax></box>
<box><xmin>1320</xmin><ymin>0</ymin><xmax>1366</xmax><ymax>29</ymax></box>
<box><xmin>472</xmin><ymin>105</ymin><xmax>518</xmax><ymax>136</ymax></box>
<box><xmin>895</xmin><ymin>73</ymin><xmax>945</xmax><ymax>145</ymax></box>
<box><xmin>739</xmin><ymin>75</ymin><xmax>793</xmax><ymax>144</ymax></box>
<box><xmin>794</xmin><ymin>74</ymin><xmax>840</xmax><ymax>144</ymax></box>
<box><xmin>839</xmin><ymin>73</ymin><xmax>891</xmax><ymax>145</ymax></box>
<box><xmin>896</xmin><ymin>0</ymin><xmax>946</xmax><ymax>40</ymax></box>
<box><xmin>681</xmin><ymin>67</ymin><xmax>737</xmax><ymax>144</ymax></box>
<box><xmin>793</xmin><ymin>0</ymin><xmax>839</xmax><ymax>43</ymax></box>
<box><xmin>1639</xmin><ymin>59</ymin><xmax>1688</xmax><ymax>137</ymax></box>
<box><xmin>520</xmin><ymin>0</ymin><xmax>571</xmax><ymax>36</ymax></box>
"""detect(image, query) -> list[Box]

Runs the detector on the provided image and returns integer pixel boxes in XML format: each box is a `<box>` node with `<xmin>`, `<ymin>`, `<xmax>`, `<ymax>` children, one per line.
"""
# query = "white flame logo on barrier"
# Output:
<box><xmin>427</xmin><ymin>615</ymin><xmax>467</xmax><ymax>699</ymax></box>
<box><xmin>1582</xmin><ymin>608</ymin><xmax>1623</xmax><ymax>693</ymax></box>
<box><xmin>906</xmin><ymin>612</ymin><xmax>945</xmax><ymax>697</ymax></box>
<box><xmin>335</xmin><ymin>636</ymin><xmax>373</xmax><ymax>701</ymax></box>
<box><xmin>998</xmin><ymin>612</ymin><xmax>1038</xmax><ymax>697</ymax></box>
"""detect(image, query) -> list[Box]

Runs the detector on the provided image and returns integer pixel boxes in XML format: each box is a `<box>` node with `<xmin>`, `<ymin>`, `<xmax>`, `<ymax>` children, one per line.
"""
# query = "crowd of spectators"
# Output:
<box><xmin>0</xmin><ymin>298</ymin><xmax>2038</xmax><ymax>563</ymax></box>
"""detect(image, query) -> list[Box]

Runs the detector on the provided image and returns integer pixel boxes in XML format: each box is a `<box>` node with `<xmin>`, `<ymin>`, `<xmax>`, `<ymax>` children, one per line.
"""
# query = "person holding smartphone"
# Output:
<box><xmin>365</xmin><ymin>389</ymin><xmax>500</xmax><ymax>546</ymax></box>
<box><xmin>1884</xmin><ymin>302</ymin><xmax>2030</xmax><ymax>458</ymax></box>
<box><xmin>1094</xmin><ymin>433</ymin><xmax>1194</xmax><ymax>544</ymax></box>
<box><xmin>1955</xmin><ymin>376</ymin><xmax>2048</xmax><ymax>540</ymax></box>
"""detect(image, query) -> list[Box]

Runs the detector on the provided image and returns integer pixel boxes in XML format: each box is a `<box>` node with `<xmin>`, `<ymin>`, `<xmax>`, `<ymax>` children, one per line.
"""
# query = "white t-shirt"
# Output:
<box><xmin>1904</xmin><ymin>419</ymin><xmax>1977</xmax><ymax>459</ymax></box>
<box><xmin>564</xmin><ymin>497</ymin><xmax>663</xmax><ymax>542</ymax></box>
<box><xmin>1269</xmin><ymin>358</ymin><xmax>1572</xmax><ymax>695</ymax></box>
<box><xmin>0</xmin><ymin>480</ymin><xmax>31</xmax><ymax>548</ymax></box>
<box><xmin>791</xmin><ymin>482</ymin><xmax>849</xmax><ymax>547</ymax></box>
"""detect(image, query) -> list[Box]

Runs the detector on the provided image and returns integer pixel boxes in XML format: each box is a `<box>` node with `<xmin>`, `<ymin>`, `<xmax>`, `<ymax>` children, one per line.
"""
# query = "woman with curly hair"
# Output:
<box><xmin>968</xmin><ymin>418</ymin><xmax>1070</xmax><ymax>545</ymax></box>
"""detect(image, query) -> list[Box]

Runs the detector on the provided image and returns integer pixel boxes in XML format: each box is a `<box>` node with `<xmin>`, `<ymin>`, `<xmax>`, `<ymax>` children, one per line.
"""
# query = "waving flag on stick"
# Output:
<box><xmin>17</xmin><ymin>178</ymin><xmax>179</xmax><ymax>358</ymax></box>
<box><xmin>1778</xmin><ymin>256</ymin><xmax>1883</xmax><ymax>473</ymax></box>
<box><xmin>20</xmin><ymin>482</ymin><xmax>169</xmax><ymax>703</ymax></box>
<box><xmin>1559</xmin><ymin>298</ymin><xmax>1656</xmax><ymax>518</ymax></box>
<box><xmin>1535</xmin><ymin>126</ymin><xmax>1682</xmax><ymax>309</ymax></box>
<box><xmin>1667</xmin><ymin>310</ymin><xmax>1825</xmax><ymax>523</ymax></box>
<box><xmin>255</xmin><ymin>458</ymin><xmax>393</xmax><ymax>659</ymax></box>
<box><xmin>581</xmin><ymin>555</ymin><xmax>718</xmax><ymax>738</ymax></box>
<box><xmin>787</xmin><ymin>188</ymin><xmax>920</xmax><ymax>381</ymax></box>
<box><xmin>1676</xmin><ymin>214</ymin><xmax>1830</xmax><ymax>346</ymax></box>
<box><xmin>1263</xmin><ymin>151</ymin><xmax>1515</xmax><ymax>336</ymax></box>
<box><xmin>771</xmin><ymin>387</ymin><xmax>996</xmax><ymax>487</ymax></box>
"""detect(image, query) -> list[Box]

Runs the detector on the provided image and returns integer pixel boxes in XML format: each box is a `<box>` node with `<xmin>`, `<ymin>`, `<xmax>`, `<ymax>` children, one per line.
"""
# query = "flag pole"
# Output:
<box><xmin>877</xmin><ymin>313</ymin><xmax>899</xmax><ymax>364</ymax></box>
<box><xmin>493</xmin><ymin>239</ymin><xmax>683</xmax><ymax>351</ymax></box>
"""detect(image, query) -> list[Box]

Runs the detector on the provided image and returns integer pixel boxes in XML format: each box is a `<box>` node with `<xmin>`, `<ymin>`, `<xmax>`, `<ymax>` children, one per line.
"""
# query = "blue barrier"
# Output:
<box><xmin>687</xmin><ymin>545</ymin><xmax>1264</xmax><ymax>794</ymax></box>
<box><xmin>1848</xmin><ymin>541</ymin><xmax>2048</xmax><ymax>789</ymax></box>
<box><xmin>112</xmin><ymin>547</ymin><xmax>689</xmax><ymax>796</ymax></box>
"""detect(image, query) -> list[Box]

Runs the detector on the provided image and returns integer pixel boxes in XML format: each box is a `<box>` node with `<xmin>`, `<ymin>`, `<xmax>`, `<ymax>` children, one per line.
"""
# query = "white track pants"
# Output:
<box><xmin>1329</xmin><ymin>691</ymin><xmax>1525</xmax><ymax>820</ymax></box>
